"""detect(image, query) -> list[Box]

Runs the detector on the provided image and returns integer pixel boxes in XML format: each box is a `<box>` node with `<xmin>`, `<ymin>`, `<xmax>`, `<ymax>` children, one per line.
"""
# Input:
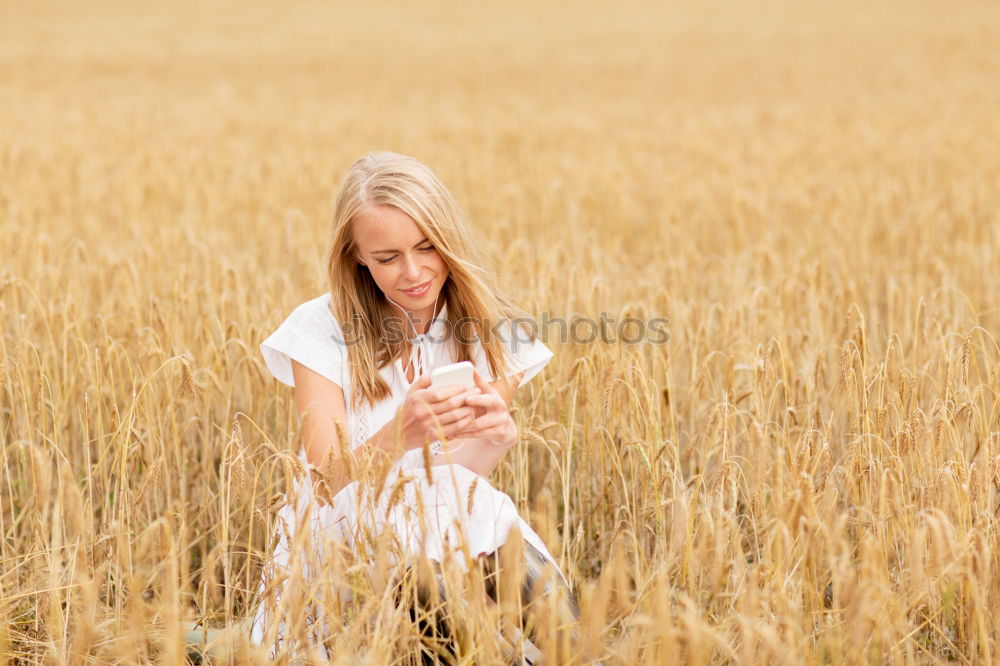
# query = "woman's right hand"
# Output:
<box><xmin>396</xmin><ymin>374</ymin><xmax>481</xmax><ymax>450</ymax></box>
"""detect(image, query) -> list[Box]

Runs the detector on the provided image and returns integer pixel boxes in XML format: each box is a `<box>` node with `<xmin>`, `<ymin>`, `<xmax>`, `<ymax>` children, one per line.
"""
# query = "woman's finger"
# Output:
<box><xmin>471</xmin><ymin>368</ymin><xmax>497</xmax><ymax>394</ymax></box>
<box><xmin>433</xmin><ymin>387</ymin><xmax>481</xmax><ymax>413</ymax></box>
<box><xmin>435</xmin><ymin>406</ymin><xmax>476</xmax><ymax>426</ymax></box>
<box><xmin>463</xmin><ymin>392</ymin><xmax>504</xmax><ymax>410</ymax></box>
<box><xmin>451</xmin><ymin>412</ymin><xmax>506</xmax><ymax>437</ymax></box>
<box><xmin>444</xmin><ymin>413</ymin><xmax>477</xmax><ymax>438</ymax></box>
<box><xmin>410</xmin><ymin>373</ymin><xmax>432</xmax><ymax>391</ymax></box>
<box><xmin>420</xmin><ymin>384</ymin><xmax>467</xmax><ymax>404</ymax></box>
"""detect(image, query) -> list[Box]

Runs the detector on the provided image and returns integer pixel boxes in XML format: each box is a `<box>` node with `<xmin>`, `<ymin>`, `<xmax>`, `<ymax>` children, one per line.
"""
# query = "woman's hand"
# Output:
<box><xmin>450</xmin><ymin>369</ymin><xmax>518</xmax><ymax>447</ymax></box>
<box><xmin>396</xmin><ymin>373</ymin><xmax>482</xmax><ymax>450</ymax></box>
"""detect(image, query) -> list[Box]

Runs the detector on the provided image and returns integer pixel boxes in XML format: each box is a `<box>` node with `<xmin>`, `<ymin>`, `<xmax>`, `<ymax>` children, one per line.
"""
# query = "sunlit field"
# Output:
<box><xmin>3</xmin><ymin>0</ymin><xmax>1000</xmax><ymax>662</ymax></box>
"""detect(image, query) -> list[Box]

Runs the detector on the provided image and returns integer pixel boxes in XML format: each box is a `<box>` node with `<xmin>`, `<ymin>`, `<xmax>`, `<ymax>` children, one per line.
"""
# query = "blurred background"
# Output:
<box><xmin>4</xmin><ymin>0</ymin><xmax>997</xmax><ymax>305</ymax></box>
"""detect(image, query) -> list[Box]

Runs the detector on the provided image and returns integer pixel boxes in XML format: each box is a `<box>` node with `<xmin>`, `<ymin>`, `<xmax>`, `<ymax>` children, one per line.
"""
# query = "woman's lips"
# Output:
<box><xmin>402</xmin><ymin>280</ymin><xmax>431</xmax><ymax>297</ymax></box>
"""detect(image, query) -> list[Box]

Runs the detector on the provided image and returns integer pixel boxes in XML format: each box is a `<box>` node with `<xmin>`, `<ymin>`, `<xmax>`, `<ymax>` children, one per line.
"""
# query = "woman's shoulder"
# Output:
<box><xmin>469</xmin><ymin>314</ymin><xmax>554</xmax><ymax>385</ymax></box>
<box><xmin>286</xmin><ymin>291</ymin><xmax>332</xmax><ymax>318</ymax></box>
<box><xmin>284</xmin><ymin>292</ymin><xmax>344</xmax><ymax>337</ymax></box>
<box><xmin>261</xmin><ymin>292</ymin><xmax>348</xmax><ymax>388</ymax></box>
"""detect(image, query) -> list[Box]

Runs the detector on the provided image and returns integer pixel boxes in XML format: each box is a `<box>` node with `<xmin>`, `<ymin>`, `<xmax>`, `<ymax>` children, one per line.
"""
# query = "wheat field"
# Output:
<box><xmin>2</xmin><ymin>0</ymin><xmax>1000</xmax><ymax>662</ymax></box>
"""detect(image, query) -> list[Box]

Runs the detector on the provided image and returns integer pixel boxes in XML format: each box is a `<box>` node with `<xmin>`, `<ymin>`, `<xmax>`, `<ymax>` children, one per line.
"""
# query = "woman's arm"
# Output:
<box><xmin>291</xmin><ymin>360</ymin><xmax>351</xmax><ymax>468</ymax></box>
<box><xmin>491</xmin><ymin>371</ymin><xmax>525</xmax><ymax>407</ymax></box>
<box><xmin>290</xmin><ymin>359</ymin><xmax>480</xmax><ymax>495</ymax></box>
<box><xmin>290</xmin><ymin>360</ymin><xmax>400</xmax><ymax>495</ymax></box>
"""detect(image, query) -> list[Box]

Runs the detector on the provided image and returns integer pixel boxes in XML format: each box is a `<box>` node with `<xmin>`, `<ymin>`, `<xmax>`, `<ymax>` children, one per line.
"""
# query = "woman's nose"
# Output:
<box><xmin>401</xmin><ymin>254</ymin><xmax>421</xmax><ymax>280</ymax></box>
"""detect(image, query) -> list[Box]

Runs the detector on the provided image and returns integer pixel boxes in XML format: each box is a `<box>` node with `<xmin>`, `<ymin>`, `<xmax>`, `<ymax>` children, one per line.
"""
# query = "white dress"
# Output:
<box><xmin>249</xmin><ymin>293</ymin><xmax>562</xmax><ymax>649</ymax></box>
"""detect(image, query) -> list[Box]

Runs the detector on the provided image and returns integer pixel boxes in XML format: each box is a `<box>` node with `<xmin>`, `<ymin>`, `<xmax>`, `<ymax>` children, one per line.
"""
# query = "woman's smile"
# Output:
<box><xmin>401</xmin><ymin>280</ymin><xmax>431</xmax><ymax>297</ymax></box>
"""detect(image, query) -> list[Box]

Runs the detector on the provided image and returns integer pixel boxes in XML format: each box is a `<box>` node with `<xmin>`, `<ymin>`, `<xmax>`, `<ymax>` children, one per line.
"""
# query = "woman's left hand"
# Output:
<box><xmin>451</xmin><ymin>369</ymin><xmax>518</xmax><ymax>447</ymax></box>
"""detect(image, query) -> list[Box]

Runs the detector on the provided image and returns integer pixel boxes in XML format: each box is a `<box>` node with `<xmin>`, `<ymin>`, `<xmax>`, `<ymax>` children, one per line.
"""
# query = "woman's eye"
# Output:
<box><xmin>375</xmin><ymin>247</ymin><xmax>431</xmax><ymax>264</ymax></box>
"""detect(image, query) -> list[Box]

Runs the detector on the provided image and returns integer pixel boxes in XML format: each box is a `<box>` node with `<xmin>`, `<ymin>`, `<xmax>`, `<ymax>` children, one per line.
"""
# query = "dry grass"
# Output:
<box><xmin>2</xmin><ymin>0</ymin><xmax>1000</xmax><ymax>662</ymax></box>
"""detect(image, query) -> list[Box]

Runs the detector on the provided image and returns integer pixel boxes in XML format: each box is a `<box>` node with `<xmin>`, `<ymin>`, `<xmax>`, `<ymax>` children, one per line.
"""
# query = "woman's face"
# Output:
<box><xmin>352</xmin><ymin>203</ymin><xmax>449</xmax><ymax>323</ymax></box>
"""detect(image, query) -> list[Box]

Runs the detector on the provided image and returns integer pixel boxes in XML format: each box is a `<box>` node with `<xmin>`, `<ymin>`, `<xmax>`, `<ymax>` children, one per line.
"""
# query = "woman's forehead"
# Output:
<box><xmin>352</xmin><ymin>204</ymin><xmax>424</xmax><ymax>249</ymax></box>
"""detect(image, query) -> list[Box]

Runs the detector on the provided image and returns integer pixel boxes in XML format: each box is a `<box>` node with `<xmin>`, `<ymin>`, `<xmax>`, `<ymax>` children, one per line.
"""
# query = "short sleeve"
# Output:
<box><xmin>260</xmin><ymin>296</ymin><xmax>347</xmax><ymax>389</ymax></box>
<box><xmin>473</xmin><ymin>320</ymin><xmax>554</xmax><ymax>387</ymax></box>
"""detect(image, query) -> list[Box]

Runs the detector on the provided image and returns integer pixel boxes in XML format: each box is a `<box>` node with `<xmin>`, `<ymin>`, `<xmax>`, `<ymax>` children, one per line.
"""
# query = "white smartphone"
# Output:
<box><xmin>430</xmin><ymin>361</ymin><xmax>475</xmax><ymax>390</ymax></box>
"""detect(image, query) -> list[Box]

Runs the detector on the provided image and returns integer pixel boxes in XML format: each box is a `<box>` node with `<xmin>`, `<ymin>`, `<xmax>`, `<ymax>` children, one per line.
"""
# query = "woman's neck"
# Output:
<box><xmin>385</xmin><ymin>293</ymin><xmax>444</xmax><ymax>337</ymax></box>
<box><xmin>407</xmin><ymin>306</ymin><xmax>435</xmax><ymax>334</ymax></box>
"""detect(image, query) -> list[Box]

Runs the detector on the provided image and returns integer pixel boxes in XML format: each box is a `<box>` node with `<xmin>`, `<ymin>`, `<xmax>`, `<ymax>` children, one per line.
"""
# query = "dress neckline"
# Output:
<box><xmin>395</xmin><ymin>301</ymin><xmax>449</xmax><ymax>386</ymax></box>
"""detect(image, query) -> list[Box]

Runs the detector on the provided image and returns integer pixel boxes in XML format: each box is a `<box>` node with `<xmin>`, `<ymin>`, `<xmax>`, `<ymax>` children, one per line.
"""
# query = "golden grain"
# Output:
<box><xmin>3</xmin><ymin>0</ymin><xmax>1000</xmax><ymax>662</ymax></box>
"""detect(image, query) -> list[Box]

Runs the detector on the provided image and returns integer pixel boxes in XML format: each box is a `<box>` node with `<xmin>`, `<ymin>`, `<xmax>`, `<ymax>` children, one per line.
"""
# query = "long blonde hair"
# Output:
<box><xmin>325</xmin><ymin>151</ymin><xmax>535</xmax><ymax>408</ymax></box>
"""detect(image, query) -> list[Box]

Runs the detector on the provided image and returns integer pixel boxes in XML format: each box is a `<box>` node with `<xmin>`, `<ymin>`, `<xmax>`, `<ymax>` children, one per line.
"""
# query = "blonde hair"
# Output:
<box><xmin>325</xmin><ymin>151</ymin><xmax>534</xmax><ymax>408</ymax></box>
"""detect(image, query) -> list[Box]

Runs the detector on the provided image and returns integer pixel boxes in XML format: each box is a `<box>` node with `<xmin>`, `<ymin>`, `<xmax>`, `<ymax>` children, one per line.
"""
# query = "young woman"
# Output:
<box><xmin>249</xmin><ymin>151</ymin><xmax>575</xmax><ymax>661</ymax></box>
